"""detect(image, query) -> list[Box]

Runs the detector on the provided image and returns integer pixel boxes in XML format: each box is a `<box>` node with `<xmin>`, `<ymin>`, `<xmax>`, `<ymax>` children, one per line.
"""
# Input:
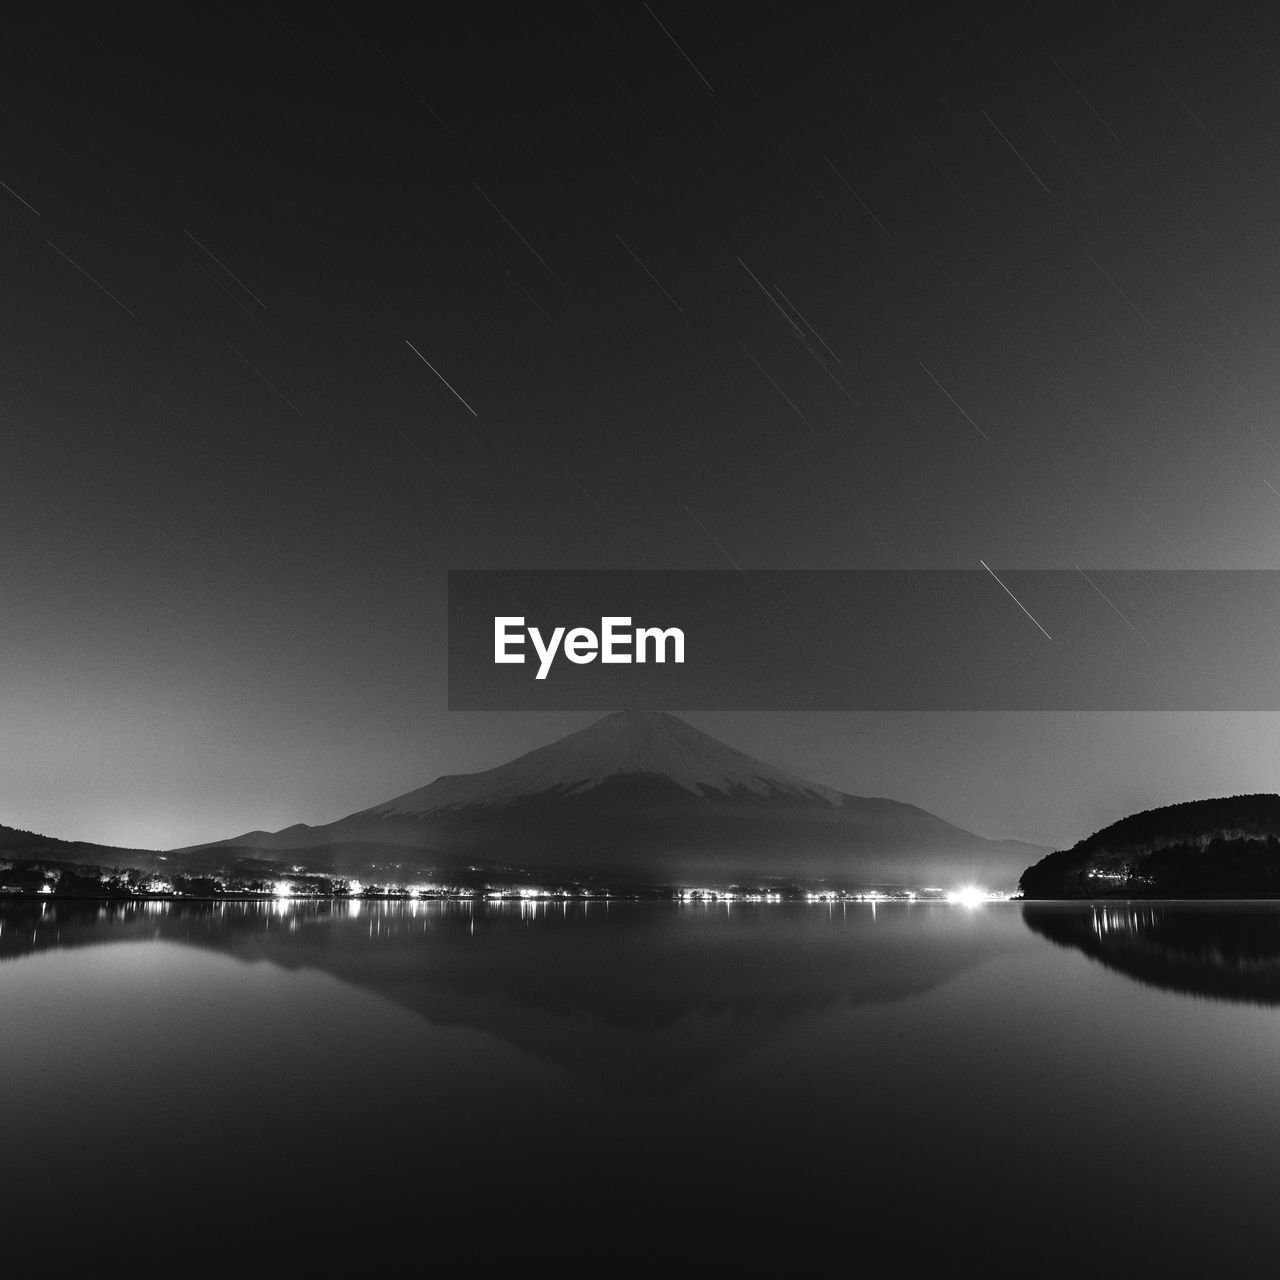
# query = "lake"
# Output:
<box><xmin>3</xmin><ymin>896</ymin><xmax>1278</xmax><ymax>1268</ymax></box>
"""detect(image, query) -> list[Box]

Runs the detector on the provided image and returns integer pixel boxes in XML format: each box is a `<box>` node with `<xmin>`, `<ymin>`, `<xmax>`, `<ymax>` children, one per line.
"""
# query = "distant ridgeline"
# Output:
<box><xmin>0</xmin><ymin>824</ymin><xmax>163</xmax><ymax>894</ymax></box>
<box><xmin>1019</xmin><ymin>795</ymin><xmax>1280</xmax><ymax>899</ymax></box>
<box><xmin>0</xmin><ymin>824</ymin><xmax>330</xmax><ymax>898</ymax></box>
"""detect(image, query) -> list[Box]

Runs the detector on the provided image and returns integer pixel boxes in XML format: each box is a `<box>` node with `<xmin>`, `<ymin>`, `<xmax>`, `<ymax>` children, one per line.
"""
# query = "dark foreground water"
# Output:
<box><xmin>3</xmin><ymin>897</ymin><xmax>1280</xmax><ymax>1269</ymax></box>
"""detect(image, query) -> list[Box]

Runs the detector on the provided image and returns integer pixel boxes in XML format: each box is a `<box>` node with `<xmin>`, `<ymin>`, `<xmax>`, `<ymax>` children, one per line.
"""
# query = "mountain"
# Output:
<box><xmin>0</xmin><ymin>825</ymin><xmax>165</xmax><ymax>890</ymax></box>
<box><xmin>0</xmin><ymin>824</ymin><xmax>155</xmax><ymax>864</ymax></box>
<box><xmin>1019</xmin><ymin>794</ymin><xmax>1280</xmax><ymax>898</ymax></box>
<box><xmin>0</xmin><ymin>823</ymin><xmax>298</xmax><ymax>894</ymax></box>
<box><xmin>362</xmin><ymin>709</ymin><xmax>847</xmax><ymax>813</ymax></box>
<box><xmin>196</xmin><ymin>711</ymin><xmax>1041</xmax><ymax>890</ymax></box>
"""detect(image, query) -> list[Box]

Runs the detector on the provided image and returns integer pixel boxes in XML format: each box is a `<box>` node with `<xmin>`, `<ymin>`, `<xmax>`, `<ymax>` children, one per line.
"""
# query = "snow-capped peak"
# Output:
<box><xmin>366</xmin><ymin>711</ymin><xmax>845</xmax><ymax>815</ymax></box>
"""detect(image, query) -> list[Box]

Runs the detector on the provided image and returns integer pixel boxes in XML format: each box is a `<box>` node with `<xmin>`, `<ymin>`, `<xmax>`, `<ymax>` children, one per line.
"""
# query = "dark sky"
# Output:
<box><xmin>6</xmin><ymin>2</ymin><xmax>1280</xmax><ymax>850</ymax></box>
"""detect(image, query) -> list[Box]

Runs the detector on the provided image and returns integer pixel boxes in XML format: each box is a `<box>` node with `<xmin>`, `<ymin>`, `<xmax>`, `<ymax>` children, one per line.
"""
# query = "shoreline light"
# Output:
<box><xmin>945</xmin><ymin>885</ymin><xmax>991</xmax><ymax>907</ymax></box>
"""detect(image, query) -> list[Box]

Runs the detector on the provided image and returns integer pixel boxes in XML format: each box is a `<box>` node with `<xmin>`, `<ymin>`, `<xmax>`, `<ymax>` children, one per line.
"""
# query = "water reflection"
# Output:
<box><xmin>1022</xmin><ymin>902</ymin><xmax>1280</xmax><ymax>1004</ymax></box>
<box><xmin>7</xmin><ymin>897</ymin><xmax>1280</xmax><ymax>1271</ymax></box>
<box><xmin>0</xmin><ymin>897</ymin><xmax>1017</xmax><ymax>1094</ymax></box>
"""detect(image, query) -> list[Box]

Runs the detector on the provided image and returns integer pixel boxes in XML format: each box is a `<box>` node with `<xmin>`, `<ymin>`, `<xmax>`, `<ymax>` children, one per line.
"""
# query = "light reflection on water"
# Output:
<box><xmin>1024</xmin><ymin>900</ymin><xmax>1280</xmax><ymax>1004</ymax></box>
<box><xmin>2</xmin><ymin>897</ymin><xmax>1280</xmax><ymax>1269</ymax></box>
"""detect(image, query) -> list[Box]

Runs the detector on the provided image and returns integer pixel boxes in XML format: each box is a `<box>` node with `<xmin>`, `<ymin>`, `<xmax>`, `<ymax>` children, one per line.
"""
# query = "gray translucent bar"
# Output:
<box><xmin>448</xmin><ymin>570</ymin><xmax>1280</xmax><ymax>710</ymax></box>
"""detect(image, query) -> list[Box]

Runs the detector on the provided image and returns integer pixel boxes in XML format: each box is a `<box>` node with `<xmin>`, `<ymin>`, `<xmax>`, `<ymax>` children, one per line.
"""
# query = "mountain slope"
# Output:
<box><xmin>196</xmin><ymin>712</ymin><xmax>1041</xmax><ymax>890</ymax></box>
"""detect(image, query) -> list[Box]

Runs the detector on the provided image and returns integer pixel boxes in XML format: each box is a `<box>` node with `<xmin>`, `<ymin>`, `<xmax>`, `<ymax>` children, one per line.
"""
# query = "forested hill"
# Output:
<box><xmin>1019</xmin><ymin>795</ymin><xmax>1280</xmax><ymax>898</ymax></box>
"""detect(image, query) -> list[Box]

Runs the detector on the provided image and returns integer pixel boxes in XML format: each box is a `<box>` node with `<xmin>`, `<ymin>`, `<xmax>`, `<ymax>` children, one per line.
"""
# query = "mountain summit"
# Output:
<box><xmin>198</xmin><ymin>712</ymin><xmax>1041</xmax><ymax>891</ymax></box>
<box><xmin>363</xmin><ymin>711</ymin><xmax>844</xmax><ymax>817</ymax></box>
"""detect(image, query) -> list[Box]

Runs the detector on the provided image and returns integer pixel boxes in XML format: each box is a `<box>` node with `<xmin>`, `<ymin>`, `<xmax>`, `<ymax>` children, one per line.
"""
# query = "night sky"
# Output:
<box><xmin>6</xmin><ymin>2</ymin><xmax>1280</xmax><ymax>851</ymax></box>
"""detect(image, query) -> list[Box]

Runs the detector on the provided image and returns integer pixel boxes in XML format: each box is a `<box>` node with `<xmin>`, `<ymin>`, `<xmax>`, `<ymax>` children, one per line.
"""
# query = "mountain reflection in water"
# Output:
<box><xmin>0</xmin><ymin>896</ymin><xmax>1014</xmax><ymax>1095</ymax></box>
<box><xmin>1022</xmin><ymin>901</ymin><xmax>1280</xmax><ymax>1004</ymax></box>
<box><xmin>7</xmin><ymin>897</ymin><xmax>1280</xmax><ymax>1273</ymax></box>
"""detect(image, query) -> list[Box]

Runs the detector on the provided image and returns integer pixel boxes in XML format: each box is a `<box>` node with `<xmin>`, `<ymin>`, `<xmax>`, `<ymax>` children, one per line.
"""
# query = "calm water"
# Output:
<box><xmin>3</xmin><ymin>897</ymin><xmax>1279</xmax><ymax>1267</ymax></box>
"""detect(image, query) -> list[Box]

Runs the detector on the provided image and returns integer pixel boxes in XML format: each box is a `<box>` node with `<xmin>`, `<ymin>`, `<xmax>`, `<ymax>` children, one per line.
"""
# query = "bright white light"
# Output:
<box><xmin>347</xmin><ymin>879</ymin><xmax>364</xmax><ymax>896</ymax></box>
<box><xmin>945</xmin><ymin>885</ymin><xmax>988</xmax><ymax>908</ymax></box>
<box><xmin>273</xmin><ymin>881</ymin><xmax>293</xmax><ymax>899</ymax></box>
